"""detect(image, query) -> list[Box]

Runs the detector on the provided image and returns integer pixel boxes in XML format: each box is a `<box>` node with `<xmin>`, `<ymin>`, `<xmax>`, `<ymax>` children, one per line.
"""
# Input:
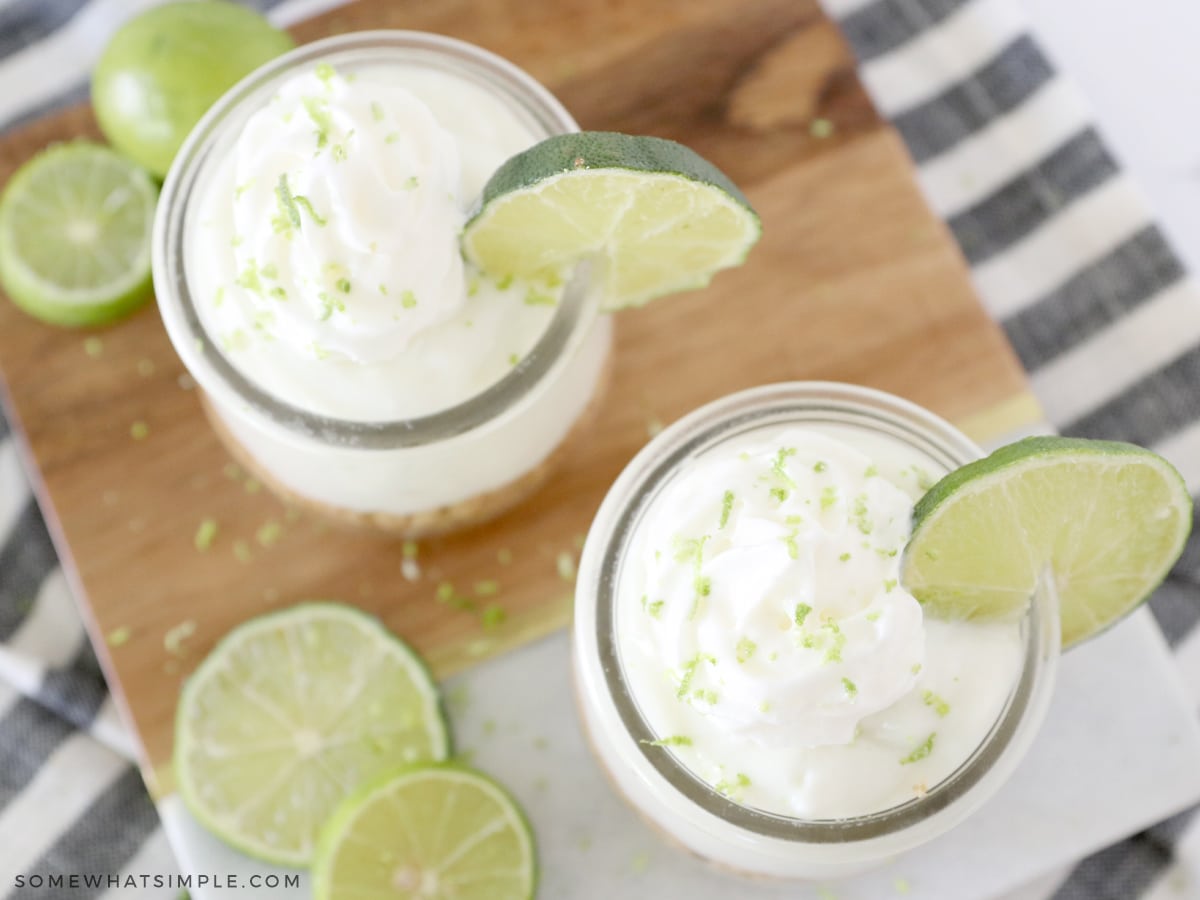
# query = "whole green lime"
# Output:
<box><xmin>92</xmin><ymin>1</ymin><xmax>294</xmax><ymax>179</ymax></box>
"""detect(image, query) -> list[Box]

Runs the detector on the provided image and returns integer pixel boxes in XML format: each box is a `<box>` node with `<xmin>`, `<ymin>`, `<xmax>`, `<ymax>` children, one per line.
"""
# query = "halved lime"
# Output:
<box><xmin>93</xmin><ymin>1</ymin><xmax>294</xmax><ymax>178</ymax></box>
<box><xmin>0</xmin><ymin>142</ymin><xmax>157</xmax><ymax>327</ymax></box>
<box><xmin>902</xmin><ymin>437</ymin><xmax>1192</xmax><ymax>647</ymax></box>
<box><xmin>174</xmin><ymin>603</ymin><xmax>451</xmax><ymax>866</ymax></box>
<box><xmin>461</xmin><ymin>131</ymin><xmax>761</xmax><ymax>310</ymax></box>
<box><xmin>313</xmin><ymin>764</ymin><xmax>536</xmax><ymax>900</ymax></box>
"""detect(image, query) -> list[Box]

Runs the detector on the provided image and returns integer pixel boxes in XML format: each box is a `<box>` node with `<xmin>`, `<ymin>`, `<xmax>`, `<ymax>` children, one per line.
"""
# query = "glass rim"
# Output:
<box><xmin>578</xmin><ymin>381</ymin><xmax>1061</xmax><ymax>843</ymax></box>
<box><xmin>152</xmin><ymin>30</ymin><xmax>592</xmax><ymax>449</ymax></box>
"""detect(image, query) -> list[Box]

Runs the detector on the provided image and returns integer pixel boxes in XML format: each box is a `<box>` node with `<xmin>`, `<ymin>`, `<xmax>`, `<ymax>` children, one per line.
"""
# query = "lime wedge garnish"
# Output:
<box><xmin>461</xmin><ymin>131</ymin><xmax>761</xmax><ymax>310</ymax></box>
<box><xmin>313</xmin><ymin>764</ymin><xmax>536</xmax><ymax>900</ymax></box>
<box><xmin>901</xmin><ymin>437</ymin><xmax>1192</xmax><ymax>647</ymax></box>
<box><xmin>0</xmin><ymin>142</ymin><xmax>157</xmax><ymax>326</ymax></box>
<box><xmin>174</xmin><ymin>603</ymin><xmax>450</xmax><ymax>866</ymax></box>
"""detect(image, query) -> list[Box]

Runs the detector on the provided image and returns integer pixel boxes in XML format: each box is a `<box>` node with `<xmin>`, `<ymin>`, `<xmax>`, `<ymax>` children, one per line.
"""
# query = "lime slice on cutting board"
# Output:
<box><xmin>0</xmin><ymin>142</ymin><xmax>157</xmax><ymax>327</ymax></box>
<box><xmin>461</xmin><ymin>131</ymin><xmax>761</xmax><ymax>310</ymax></box>
<box><xmin>174</xmin><ymin>603</ymin><xmax>451</xmax><ymax>867</ymax></box>
<box><xmin>901</xmin><ymin>436</ymin><xmax>1192</xmax><ymax>648</ymax></box>
<box><xmin>313</xmin><ymin>763</ymin><xmax>536</xmax><ymax>900</ymax></box>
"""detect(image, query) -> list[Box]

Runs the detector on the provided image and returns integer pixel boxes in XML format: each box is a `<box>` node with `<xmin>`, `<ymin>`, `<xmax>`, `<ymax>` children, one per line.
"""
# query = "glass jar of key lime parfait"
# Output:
<box><xmin>573</xmin><ymin>382</ymin><xmax>1191</xmax><ymax>879</ymax></box>
<box><xmin>153</xmin><ymin>31</ymin><xmax>761</xmax><ymax>536</ymax></box>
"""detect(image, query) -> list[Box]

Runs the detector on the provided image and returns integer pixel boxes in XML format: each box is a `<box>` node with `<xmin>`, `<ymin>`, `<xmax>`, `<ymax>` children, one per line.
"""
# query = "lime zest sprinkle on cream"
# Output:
<box><xmin>315</xmin><ymin>62</ymin><xmax>335</xmax><ymax>83</ymax></box>
<box><xmin>772</xmin><ymin>446</ymin><xmax>798</xmax><ymax>487</ymax></box>
<box><xmin>814</xmin><ymin>460</ymin><xmax>828</xmax><ymax>473</ymax></box>
<box><xmin>820</xmin><ymin>486</ymin><xmax>838</xmax><ymax>510</ymax></box>
<box><xmin>866</xmin><ymin>610</ymin><xmax>881</xmax><ymax>622</ymax></box>
<box><xmin>794</xmin><ymin>603</ymin><xmax>812</xmax><ymax>627</ymax></box>
<box><xmin>676</xmin><ymin>653</ymin><xmax>714</xmax><ymax>699</ymax></box>
<box><xmin>236</xmin><ymin>258</ymin><xmax>263</xmax><ymax>293</ymax></box>
<box><xmin>900</xmin><ymin>732</ymin><xmax>936</xmax><ymax>765</ymax></box>
<box><xmin>336</xmin><ymin>277</ymin><xmax>351</xmax><ymax>294</ymax></box>
<box><xmin>912</xmin><ymin>662</ymin><xmax>922</xmax><ymax>675</ymax></box>
<box><xmin>839</xmin><ymin>552</ymin><xmax>852</xmax><ymax>562</ymax></box>
<box><xmin>301</xmin><ymin>95</ymin><xmax>332</xmax><ymax>148</ymax></box>
<box><xmin>274</xmin><ymin>174</ymin><xmax>301</xmax><ymax>231</ymax></box>
<box><xmin>106</xmin><ymin>626</ymin><xmax>132</xmax><ymax>647</ymax></box>
<box><xmin>370</xmin><ymin>101</ymin><xmax>384</xmax><ymax>122</ymax></box>
<box><xmin>130</xmin><ymin>421</ymin><xmax>149</xmax><ymax>440</ymax></box>
<box><xmin>640</xmin><ymin>735</ymin><xmax>692</xmax><ymax>747</ymax></box>
<box><xmin>865</xmin><ymin>464</ymin><xmax>879</xmax><ymax>478</ymax></box>
<box><xmin>385</xmin><ymin>132</ymin><xmax>400</xmax><ymax>144</ymax></box>
<box><xmin>404</xmin><ymin>175</ymin><xmax>420</xmax><ymax>190</ymax></box>
<box><xmin>769</xmin><ymin>486</ymin><xmax>788</xmax><ymax>503</ymax></box>
<box><xmin>735</xmin><ymin>637</ymin><xmax>757</xmax><ymax>663</ymax></box>
<box><xmin>784</xmin><ymin>531</ymin><xmax>800</xmax><ymax>559</ymax></box>
<box><xmin>715</xmin><ymin>772</ymin><xmax>752</xmax><ymax>796</ymax></box>
<box><xmin>194</xmin><ymin>518</ymin><xmax>218</xmax><ymax>551</ymax></box>
<box><xmin>922</xmin><ymin>690</ymin><xmax>951</xmax><ymax>717</ymax></box>
<box><xmin>163</xmin><ymin>620</ymin><xmax>197</xmax><ymax>657</ymax></box>
<box><xmin>401</xmin><ymin>290</ymin><xmax>418</xmax><ymax>309</ymax></box>
<box><xmin>294</xmin><ymin>194</ymin><xmax>327</xmax><ymax>226</ymax></box>
<box><xmin>842</xmin><ymin>677</ymin><xmax>858</xmax><ymax>697</ymax></box>
<box><xmin>719</xmin><ymin>490</ymin><xmax>735</xmax><ymax>529</ymax></box>
<box><xmin>213</xmin><ymin>286</ymin><xmax>225</xmax><ymax>307</ymax></box>
<box><xmin>646</xmin><ymin>599</ymin><xmax>664</xmax><ymax>618</ymax></box>
<box><xmin>496</xmin><ymin>273</ymin><xmax>514</xmax><ymax>290</ymax></box>
<box><xmin>884</xmin><ymin>578</ymin><xmax>898</xmax><ymax>592</ymax></box>
<box><xmin>823</xmin><ymin>620</ymin><xmax>846</xmax><ymax>663</ymax></box>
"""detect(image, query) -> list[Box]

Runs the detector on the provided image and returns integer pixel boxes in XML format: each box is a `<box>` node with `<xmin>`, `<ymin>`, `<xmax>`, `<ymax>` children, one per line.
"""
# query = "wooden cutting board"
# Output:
<box><xmin>0</xmin><ymin>0</ymin><xmax>1039</xmax><ymax>797</ymax></box>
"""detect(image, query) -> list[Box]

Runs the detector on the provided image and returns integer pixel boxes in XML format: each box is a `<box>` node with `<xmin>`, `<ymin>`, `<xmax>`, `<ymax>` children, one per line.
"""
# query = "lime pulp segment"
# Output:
<box><xmin>174</xmin><ymin>603</ymin><xmax>450</xmax><ymax>866</ymax></box>
<box><xmin>0</xmin><ymin>142</ymin><xmax>157</xmax><ymax>326</ymax></box>
<box><xmin>462</xmin><ymin>132</ymin><xmax>761</xmax><ymax>310</ymax></box>
<box><xmin>901</xmin><ymin>436</ymin><xmax>1192</xmax><ymax>647</ymax></box>
<box><xmin>313</xmin><ymin>764</ymin><xmax>536</xmax><ymax>900</ymax></box>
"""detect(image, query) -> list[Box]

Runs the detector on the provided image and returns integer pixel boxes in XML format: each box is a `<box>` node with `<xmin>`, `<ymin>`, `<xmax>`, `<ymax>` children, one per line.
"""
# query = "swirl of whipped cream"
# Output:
<box><xmin>630</xmin><ymin>428</ymin><xmax>925</xmax><ymax>748</ymax></box>
<box><xmin>225</xmin><ymin>63</ymin><xmax>465</xmax><ymax>363</ymax></box>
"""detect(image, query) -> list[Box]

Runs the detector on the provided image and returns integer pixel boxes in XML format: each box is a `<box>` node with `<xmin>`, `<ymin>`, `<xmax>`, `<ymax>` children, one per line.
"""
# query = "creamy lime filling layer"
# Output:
<box><xmin>619</xmin><ymin>425</ymin><xmax>1024</xmax><ymax>819</ymax></box>
<box><xmin>187</xmin><ymin>62</ymin><xmax>562</xmax><ymax>421</ymax></box>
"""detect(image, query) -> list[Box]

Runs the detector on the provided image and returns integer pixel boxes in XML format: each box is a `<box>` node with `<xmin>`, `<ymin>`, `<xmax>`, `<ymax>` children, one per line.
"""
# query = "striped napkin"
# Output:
<box><xmin>1</xmin><ymin>1</ymin><xmax>1198</xmax><ymax>898</ymax></box>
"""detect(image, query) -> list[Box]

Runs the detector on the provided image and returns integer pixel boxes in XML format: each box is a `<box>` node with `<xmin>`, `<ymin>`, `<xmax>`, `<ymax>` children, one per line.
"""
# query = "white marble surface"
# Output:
<box><xmin>163</xmin><ymin>607</ymin><xmax>1200</xmax><ymax>900</ymax></box>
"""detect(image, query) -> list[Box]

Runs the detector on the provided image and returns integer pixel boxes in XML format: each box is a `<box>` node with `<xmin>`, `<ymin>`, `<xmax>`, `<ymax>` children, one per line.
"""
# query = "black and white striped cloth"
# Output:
<box><xmin>1</xmin><ymin>1</ymin><xmax>1197</xmax><ymax>897</ymax></box>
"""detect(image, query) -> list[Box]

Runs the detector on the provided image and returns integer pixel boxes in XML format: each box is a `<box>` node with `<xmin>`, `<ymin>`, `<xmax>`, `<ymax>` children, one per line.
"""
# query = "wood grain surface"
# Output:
<box><xmin>0</xmin><ymin>0</ymin><xmax>1036</xmax><ymax>795</ymax></box>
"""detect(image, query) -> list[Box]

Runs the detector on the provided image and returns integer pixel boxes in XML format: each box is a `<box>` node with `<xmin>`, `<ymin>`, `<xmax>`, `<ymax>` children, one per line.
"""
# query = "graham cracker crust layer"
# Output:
<box><xmin>201</xmin><ymin>359</ymin><xmax>610</xmax><ymax>539</ymax></box>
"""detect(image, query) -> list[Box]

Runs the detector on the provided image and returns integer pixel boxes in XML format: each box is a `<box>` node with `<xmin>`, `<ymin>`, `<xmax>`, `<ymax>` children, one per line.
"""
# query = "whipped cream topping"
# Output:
<box><xmin>226</xmin><ymin>65</ymin><xmax>465</xmax><ymax>364</ymax></box>
<box><xmin>630</xmin><ymin>428</ymin><xmax>924</xmax><ymax>748</ymax></box>
<box><xmin>618</xmin><ymin>423</ymin><xmax>1025</xmax><ymax>819</ymax></box>
<box><xmin>186</xmin><ymin>61</ymin><xmax>565</xmax><ymax>421</ymax></box>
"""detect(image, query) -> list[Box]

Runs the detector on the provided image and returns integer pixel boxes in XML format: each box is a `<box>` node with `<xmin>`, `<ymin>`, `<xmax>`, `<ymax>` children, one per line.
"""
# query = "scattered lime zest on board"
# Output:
<box><xmin>462</xmin><ymin>131</ymin><xmax>761</xmax><ymax>310</ymax></box>
<box><xmin>901</xmin><ymin>436</ymin><xmax>1192</xmax><ymax>647</ymax></box>
<box><xmin>0</xmin><ymin>143</ymin><xmax>157</xmax><ymax>327</ymax></box>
